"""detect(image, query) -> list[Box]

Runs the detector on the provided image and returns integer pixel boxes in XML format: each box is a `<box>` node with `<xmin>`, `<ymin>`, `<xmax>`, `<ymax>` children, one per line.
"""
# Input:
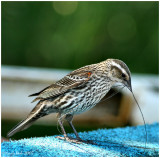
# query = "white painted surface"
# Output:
<box><xmin>129</xmin><ymin>75</ymin><xmax>159</xmax><ymax>125</ymax></box>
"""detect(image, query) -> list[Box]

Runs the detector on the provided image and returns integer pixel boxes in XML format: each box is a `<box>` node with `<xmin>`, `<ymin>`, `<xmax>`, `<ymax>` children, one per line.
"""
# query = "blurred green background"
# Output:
<box><xmin>2</xmin><ymin>1</ymin><xmax>159</xmax><ymax>74</ymax></box>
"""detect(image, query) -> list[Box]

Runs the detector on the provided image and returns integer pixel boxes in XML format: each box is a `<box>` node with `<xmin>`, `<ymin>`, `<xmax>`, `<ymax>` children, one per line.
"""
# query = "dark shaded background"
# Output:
<box><xmin>2</xmin><ymin>1</ymin><xmax>159</xmax><ymax>74</ymax></box>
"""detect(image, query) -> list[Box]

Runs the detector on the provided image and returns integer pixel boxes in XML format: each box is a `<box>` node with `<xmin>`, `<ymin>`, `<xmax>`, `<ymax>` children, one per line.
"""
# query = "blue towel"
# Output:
<box><xmin>2</xmin><ymin>123</ymin><xmax>159</xmax><ymax>157</ymax></box>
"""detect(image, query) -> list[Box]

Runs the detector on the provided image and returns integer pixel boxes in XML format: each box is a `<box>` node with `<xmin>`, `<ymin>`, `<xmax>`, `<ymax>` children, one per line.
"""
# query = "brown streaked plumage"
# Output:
<box><xmin>7</xmin><ymin>59</ymin><xmax>132</xmax><ymax>143</ymax></box>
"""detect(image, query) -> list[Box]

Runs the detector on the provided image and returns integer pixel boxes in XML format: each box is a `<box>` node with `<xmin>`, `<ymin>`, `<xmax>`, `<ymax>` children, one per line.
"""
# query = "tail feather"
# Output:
<box><xmin>7</xmin><ymin>117</ymin><xmax>35</xmax><ymax>137</ymax></box>
<box><xmin>7</xmin><ymin>101</ymin><xmax>46</xmax><ymax>137</ymax></box>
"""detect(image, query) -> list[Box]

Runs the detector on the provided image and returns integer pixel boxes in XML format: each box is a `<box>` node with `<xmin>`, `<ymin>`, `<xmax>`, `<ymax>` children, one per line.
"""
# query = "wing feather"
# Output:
<box><xmin>29</xmin><ymin>68</ymin><xmax>92</xmax><ymax>102</ymax></box>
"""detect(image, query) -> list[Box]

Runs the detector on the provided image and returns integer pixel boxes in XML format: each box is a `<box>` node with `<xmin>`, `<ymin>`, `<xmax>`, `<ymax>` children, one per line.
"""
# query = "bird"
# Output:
<box><xmin>7</xmin><ymin>58</ymin><xmax>132</xmax><ymax>143</ymax></box>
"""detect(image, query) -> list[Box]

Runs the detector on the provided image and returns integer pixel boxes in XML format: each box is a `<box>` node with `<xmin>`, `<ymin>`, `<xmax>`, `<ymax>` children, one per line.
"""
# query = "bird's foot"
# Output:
<box><xmin>56</xmin><ymin>136</ymin><xmax>96</xmax><ymax>145</ymax></box>
<box><xmin>75</xmin><ymin>137</ymin><xmax>96</xmax><ymax>145</ymax></box>
<box><xmin>56</xmin><ymin>136</ymin><xmax>82</xmax><ymax>144</ymax></box>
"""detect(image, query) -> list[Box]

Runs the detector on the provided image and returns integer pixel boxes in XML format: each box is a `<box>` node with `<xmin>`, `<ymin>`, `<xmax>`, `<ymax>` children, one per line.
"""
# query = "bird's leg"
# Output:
<box><xmin>65</xmin><ymin>114</ymin><xmax>96</xmax><ymax>144</ymax></box>
<box><xmin>57</xmin><ymin>117</ymin><xmax>68</xmax><ymax>138</ymax></box>
<box><xmin>56</xmin><ymin>114</ymin><xmax>82</xmax><ymax>144</ymax></box>
<box><xmin>65</xmin><ymin>114</ymin><xmax>81</xmax><ymax>141</ymax></box>
<box><xmin>56</xmin><ymin>114</ymin><xmax>95</xmax><ymax>144</ymax></box>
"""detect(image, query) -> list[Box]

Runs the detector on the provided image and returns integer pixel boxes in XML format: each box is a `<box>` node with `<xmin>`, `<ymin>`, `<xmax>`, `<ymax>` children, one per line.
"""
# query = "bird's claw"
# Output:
<box><xmin>56</xmin><ymin>136</ymin><xmax>96</xmax><ymax>145</ymax></box>
<box><xmin>56</xmin><ymin>136</ymin><xmax>82</xmax><ymax>144</ymax></box>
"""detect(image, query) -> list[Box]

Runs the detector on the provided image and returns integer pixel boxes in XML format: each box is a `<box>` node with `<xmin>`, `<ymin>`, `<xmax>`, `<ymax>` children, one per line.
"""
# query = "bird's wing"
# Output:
<box><xmin>29</xmin><ymin>69</ymin><xmax>92</xmax><ymax>102</ymax></box>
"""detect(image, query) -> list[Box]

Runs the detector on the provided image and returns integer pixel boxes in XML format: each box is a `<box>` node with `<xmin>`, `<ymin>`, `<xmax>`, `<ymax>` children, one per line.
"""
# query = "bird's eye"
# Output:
<box><xmin>121</xmin><ymin>73</ymin><xmax>126</xmax><ymax>78</ymax></box>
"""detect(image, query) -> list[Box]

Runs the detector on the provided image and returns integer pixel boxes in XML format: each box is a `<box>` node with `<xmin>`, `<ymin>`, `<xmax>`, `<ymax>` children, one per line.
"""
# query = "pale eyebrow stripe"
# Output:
<box><xmin>111</xmin><ymin>61</ymin><xmax>126</xmax><ymax>74</ymax></box>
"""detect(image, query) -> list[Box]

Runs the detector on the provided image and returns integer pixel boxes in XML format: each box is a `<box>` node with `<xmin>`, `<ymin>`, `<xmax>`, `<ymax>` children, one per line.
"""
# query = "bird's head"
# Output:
<box><xmin>107</xmin><ymin>59</ymin><xmax>132</xmax><ymax>91</ymax></box>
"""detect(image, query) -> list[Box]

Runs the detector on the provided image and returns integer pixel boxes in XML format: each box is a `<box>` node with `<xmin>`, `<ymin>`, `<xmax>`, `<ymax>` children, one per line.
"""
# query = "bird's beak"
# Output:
<box><xmin>124</xmin><ymin>79</ymin><xmax>132</xmax><ymax>92</ymax></box>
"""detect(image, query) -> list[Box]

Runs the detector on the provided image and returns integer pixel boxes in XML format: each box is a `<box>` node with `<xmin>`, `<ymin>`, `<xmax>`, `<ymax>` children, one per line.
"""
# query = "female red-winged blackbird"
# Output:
<box><xmin>7</xmin><ymin>59</ymin><xmax>132</xmax><ymax>143</ymax></box>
